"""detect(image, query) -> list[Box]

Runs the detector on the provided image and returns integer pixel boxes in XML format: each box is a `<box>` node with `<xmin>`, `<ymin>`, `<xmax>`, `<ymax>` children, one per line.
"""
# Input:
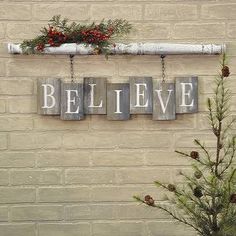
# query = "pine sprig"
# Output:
<box><xmin>20</xmin><ymin>15</ymin><xmax>132</xmax><ymax>55</ymax></box>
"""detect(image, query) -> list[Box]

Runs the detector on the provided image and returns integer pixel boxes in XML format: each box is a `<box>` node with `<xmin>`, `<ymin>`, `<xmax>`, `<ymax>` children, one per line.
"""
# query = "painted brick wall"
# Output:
<box><xmin>0</xmin><ymin>0</ymin><xmax>236</xmax><ymax>235</ymax></box>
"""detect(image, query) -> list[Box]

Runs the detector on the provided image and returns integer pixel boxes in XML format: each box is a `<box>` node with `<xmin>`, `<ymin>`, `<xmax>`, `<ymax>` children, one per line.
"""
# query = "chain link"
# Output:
<box><xmin>160</xmin><ymin>55</ymin><xmax>166</xmax><ymax>83</ymax></box>
<box><xmin>69</xmin><ymin>54</ymin><xmax>75</xmax><ymax>82</ymax></box>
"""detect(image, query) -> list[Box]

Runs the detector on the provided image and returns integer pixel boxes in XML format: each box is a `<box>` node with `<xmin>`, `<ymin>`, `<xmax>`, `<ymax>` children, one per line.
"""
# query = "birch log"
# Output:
<box><xmin>8</xmin><ymin>43</ymin><xmax>226</xmax><ymax>55</ymax></box>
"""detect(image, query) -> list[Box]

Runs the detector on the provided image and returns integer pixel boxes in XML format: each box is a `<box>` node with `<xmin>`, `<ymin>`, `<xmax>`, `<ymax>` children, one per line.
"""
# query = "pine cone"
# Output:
<box><xmin>144</xmin><ymin>195</ymin><xmax>155</xmax><ymax>206</ymax></box>
<box><xmin>193</xmin><ymin>187</ymin><xmax>203</xmax><ymax>198</ymax></box>
<box><xmin>190</xmin><ymin>151</ymin><xmax>199</xmax><ymax>160</ymax></box>
<box><xmin>167</xmin><ymin>184</ymin><xmax>176</xmax><ymax>192</ymax></box>
<box><xmin>194</xmin><ymin>171</ymin><xmax>202</xmax><ymax>179</ymax></box>
<box><xmin>144</xmin><ymin>195</ymin><xmax>151</xmax><ymax>201</ymax></box>
<box><xmin>230</xmin><ymin>193</ymin><xmax>236</xmax><ymax>203</ymax></box>
<box><xmin>222</xmin><ymin>65</ymin><xmax>230</xmax><ymax>77</ymax></box>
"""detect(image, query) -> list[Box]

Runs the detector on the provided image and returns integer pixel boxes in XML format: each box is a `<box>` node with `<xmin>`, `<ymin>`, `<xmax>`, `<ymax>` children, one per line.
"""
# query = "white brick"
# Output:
<box><xmin>8</xmin><ymin>97</ymin><xmax>37</xmax><ymax>114</ymax></box>
<box><xmin>0</xmin><ymin>134</ymin><xmax>7</xmax><ymax>150</ymax></box>
<box><xmin>32</xmin><ymin>4</ymin><xmax>89</xmax><ymax>20</ymax></box>
<box><xmin>11</xmin><ymin>205</ymin><xmax>63</xmax><ymax>221</ymax></box>
<box><xmin>0</xmin><ymin>117</ymin><xmax>33</xmax><ymax>131</ymax></box>
<box><xmin>91</xmin><ymin>4</ymin><xmax>142</xmax><ymax>21</ymax></box>
<box><xmin>37</xmin><ymin>151</ymin><xmax>90</xmax><ymax>167</ymax></box>
<box><xmin>38</xmin><ymin>187</ymin><xmax>90</xmax><ymax>202</ymax></box>
<box><xmin>0</xmin><ymin>152</ymin><xmax>35</xmax><ymax>168</ymax></box>
<box><xmin>0</xmin><ymin>79</ymin><xmax>34</xmax><ymax>95</ymax></box>
<box><xmin>10</xmin><ymin>170</ymin><xmax>61</xmax><ymax>185</ymax></box>
<box><xmin>0</xmin><ymin>4</ymin><xmax>31</xmax><ymax>20</ymax></box>
<box><xmin>10</xmin><ymin>133</ymin><xmax>62</xmax><ymax>150</ymax></box>
<box><xmin>144</xmin><ymin>4</ymin><xmax>198</xmax><ymax>20</ymax></box>
<box><xmin>65</xmin><ymin>169</ymin><xmax>116</xmax><ymax>184</ymax></box>
<box><xmin>174</xmin><ymin>23</ymin><xmax>225</xmax><ymax>39</ymax></box>
<box><xmin>0</xmin><ymin>224</ymin><xmax>35</xmax><ymax>236</ymax></box>
<box><xmin>202</xmin><ymin>4</ymin><xmax>236</xmax><ymax>19</ymax></box>
<box><xmin>0</xmin><ymin>187</ymin><xmax>35</xmax><ymax>203</ymax></box>
<box><xmin>92</xmin><ymin>222</ymin><xmax>145</xmax><ymax>236</ymax></box>
<box><xmin>38</xmin><ymin>223</ymin><xmax>90</xmax><ymax>236</ymax></box>
<box><xmin>0</xmin><ymin>170</ymin><xmax>9</xmax><ymax>186</ymax></box>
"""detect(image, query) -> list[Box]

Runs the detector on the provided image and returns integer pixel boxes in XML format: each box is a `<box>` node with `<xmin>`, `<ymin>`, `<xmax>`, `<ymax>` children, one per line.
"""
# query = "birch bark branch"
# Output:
<box><xmin>8</xmin><ymin>42</ymin><xmax>226</xmax><ymax>55</ymax></box>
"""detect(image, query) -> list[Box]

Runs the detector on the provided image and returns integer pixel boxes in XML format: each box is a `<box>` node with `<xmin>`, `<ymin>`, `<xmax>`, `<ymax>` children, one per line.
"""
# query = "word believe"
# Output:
<box><xmin>38</xmin><ymin>76</ymin><xmax>198</xmax><ymax>121</ymax></box>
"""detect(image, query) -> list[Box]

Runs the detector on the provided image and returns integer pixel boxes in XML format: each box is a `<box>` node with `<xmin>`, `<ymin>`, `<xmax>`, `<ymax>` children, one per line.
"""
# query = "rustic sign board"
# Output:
<box><xmin>153</xmin><ymin>81</ymin><xmax>176</xmax><ymax>120</ymax></box>
<box><xmin>130</xmin><ymin>77</ymin><xmax>153</xmax><ymax>114</ymax></box>
<box><xmin>37</xmin><ymin>78</ymin><xmax>61</xmax><ymax>115</ymax></box>
<box><xmin>107</xmin><ymin>83</ymin><xmax>130</xmax><ymax>120</ymax></box>
<box><xmin>84</xmin><ymin>77</ymin><xmax>107</xmax><ymax>114</ymax></box>
<box><xmin>175</xmin><ymin>76</ymin><xmax>198</xmax><ymax>114</ymax></box>
<box><xmin>37</xmin><ymin>76</ymin><xmax>198</xmax><ymax>121</ymax></box>
<box><xmin>61</xmin><ymin>82</ymin><xmax>84</xmax><ymax>120</ymax></box>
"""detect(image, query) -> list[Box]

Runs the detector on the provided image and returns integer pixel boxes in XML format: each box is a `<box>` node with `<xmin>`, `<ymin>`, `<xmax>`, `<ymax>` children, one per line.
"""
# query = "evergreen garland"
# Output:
<box><xmin>21</xmin><ymin>15</ymin><xmax>132</xmax><ymax>55</ymax></box>
<box><xmin>134</xmin><ymin>54</ymin><xmax>236</xmax><ymax>236</ymax></box>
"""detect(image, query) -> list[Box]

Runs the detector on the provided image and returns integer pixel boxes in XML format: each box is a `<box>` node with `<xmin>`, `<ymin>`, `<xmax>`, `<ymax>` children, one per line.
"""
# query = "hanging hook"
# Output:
<box><xmin>69</xmin><ymin>54</ymin><xmax>75</xmax><ymax>83</ymax></box>
<box><xmin>160</xmin><ymin>55</ymin><xmax>166</xmax><ymax>83</ymax></box>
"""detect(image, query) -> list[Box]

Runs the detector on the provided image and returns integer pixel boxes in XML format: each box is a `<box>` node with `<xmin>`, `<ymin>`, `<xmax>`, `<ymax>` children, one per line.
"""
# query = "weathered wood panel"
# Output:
<box><xmin>84</xmin><ymin>77</ymin><xmax>107</xmax><ymax>114</ymax></box>
<box><xmin>175</xmin><ymin>76</ymin><xmax>198</xmax><ymax>113</ymax></box>
<box><xmin>60</xmin><ymin>82</ymin><xmax>84</xmax><ymax>120</ymax></box>
<box><xmin>107</xmin><ymin>83</ymin><xmax>130</xmax><ymax>121</ymax></box>
<box><xmin>129</xmin><ymin>77</ymin><xmax>153</xmax><ymax>114</ymax></box>
<box><xmin>37</xmin><ymin>78</ymin><xmax>61</xmax><ymax>115</ymax></box>
<box><xmin>153</xmin><ymin>81</ymin><xmax>176</xmax><ymax>120</ymax></box>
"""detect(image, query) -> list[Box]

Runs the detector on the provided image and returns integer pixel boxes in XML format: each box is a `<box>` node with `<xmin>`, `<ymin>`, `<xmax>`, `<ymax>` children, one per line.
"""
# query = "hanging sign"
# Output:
<box><xmin>37</xmin><ymin>76</ymin><xmax>198</xmax><ymax>121</ymax></box>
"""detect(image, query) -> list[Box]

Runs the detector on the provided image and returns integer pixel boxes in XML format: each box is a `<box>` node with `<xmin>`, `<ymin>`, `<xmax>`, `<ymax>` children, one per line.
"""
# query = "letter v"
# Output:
<box><xmin>155</xmin><ymin>89</ymin><xmax>173</xmax><ymax>113</ymax></box>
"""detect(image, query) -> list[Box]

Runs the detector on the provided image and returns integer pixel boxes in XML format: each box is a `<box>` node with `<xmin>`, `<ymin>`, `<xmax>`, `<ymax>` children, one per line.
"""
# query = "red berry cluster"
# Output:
<box><xmin>47</xmin><ymin>27</ymin><xmax>67</xmax><ymax>46</ymax></box>
<box><xmin>81</xmin><ymin>27</ymin><xmax>113</xmax><ymax>44</ymax></box>
<box><xmin>36</xmin><ymin>26</ymin><xmax>68</xmax><ymax>52</ymax></box>
<box><xmin>35</xmin><ymin>25</ymin><xmax>115</xmax><ymax>52</ymax></box>
<box><xmin>36</xmin><ymin>43</ymin><xmax>45</xmax><ymax>52</ymax></box>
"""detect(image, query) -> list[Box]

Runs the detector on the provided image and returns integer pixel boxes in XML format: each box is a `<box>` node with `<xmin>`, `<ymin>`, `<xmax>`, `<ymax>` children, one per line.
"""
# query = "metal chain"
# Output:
<box><xmin>160</xmin><ymin>55</ymin><xmax>166</xmax><ymax>83</ymax></box>
<box><xmin>69</xmin><ymin>54</ymin><xmax>75</xmax><ymax>82</ymax></box>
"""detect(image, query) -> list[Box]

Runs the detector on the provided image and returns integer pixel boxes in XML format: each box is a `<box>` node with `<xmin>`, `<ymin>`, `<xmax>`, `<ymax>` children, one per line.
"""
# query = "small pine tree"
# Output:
<box><xmin>134</xmin><ymin>54</ymin><xmax>236</xmax><ymax>236</ymax></box>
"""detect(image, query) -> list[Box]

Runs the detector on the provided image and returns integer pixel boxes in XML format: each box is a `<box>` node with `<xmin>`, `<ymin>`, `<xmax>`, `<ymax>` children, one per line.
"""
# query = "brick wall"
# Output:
<box><xmin>0</xmin><ymin>1</ymin><xmax>235</xmax><ymax>236</ymax></box>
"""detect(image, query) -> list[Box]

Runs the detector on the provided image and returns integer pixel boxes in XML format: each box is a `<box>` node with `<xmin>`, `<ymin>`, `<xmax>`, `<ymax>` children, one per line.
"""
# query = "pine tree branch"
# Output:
<box><xmin>134</xmin><ymin>196</ymin><xmax>204</xmax><ymax>235</ymax></box>
<box><xmin>175</xmin><ymin>150</ymin><xmax>191</xmax><ymax>157</ymax></box>
<box><xmin>224</xmin><ymin>169</ymin><xmax>236</xmax><ymax>218</ymax></box>
<box><xmin>194</xmin><ymin>139</ymin><xmax>214</xmax><ymax>173</ymax></box>
<box><xmin>219</xmin><ymin>137</ymin><xmax>236</xmax><ymax>176</ymax></box>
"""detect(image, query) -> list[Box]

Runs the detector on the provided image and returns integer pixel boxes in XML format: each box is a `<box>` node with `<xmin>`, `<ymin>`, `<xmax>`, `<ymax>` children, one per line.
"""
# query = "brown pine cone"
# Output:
<box><xmin>144</xmin><ymin>195</ymin><xmax>155</xmax><ymax>206</ymax></box>
<box><xmin>144</xmin><ymin>195</ymin><xmax>151</xmax><ymax>201</ymax></box>
<box><xmin>167</xmin><ymin>184</ymin><xmax>176</xmax><ymax>192</ymax></box>
<box><xmin>222</xmin><ymin>65</ymin><xmax>230</xmax><ymax>77</ymax></box>
<box><xmin>194</xmin><ymin>171</ymin><xmax>202</xmax><ymax>179</ymax></box>
<box><xmin>193</xmin><ymin>187</ymin><xmax>203</xmax><ymax>198</ymax></box>
<box><xmin>190</xmin><ymin>151</ymin><xmax>199</xmax><ymax>160</ymax></box>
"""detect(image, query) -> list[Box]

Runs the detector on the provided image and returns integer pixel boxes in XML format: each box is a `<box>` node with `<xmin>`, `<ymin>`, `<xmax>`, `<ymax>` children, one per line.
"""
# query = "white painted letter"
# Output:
<box><xmin>88</xmin><ymin>84</ymin><xmax>103</xmax><ymax>108</ymax></box>
<box><xmin>114</xmin><ymin>90</ymin><xmax>122</xmax><ymax>114</ymax></box>
<box><xmin>180</xmin><ymin>83</ymin><xmax>194</xmax><ymax>107</ymax></box>
<box><xmin>42</xmin><ymin>84</ymin><xmax>56</xmax><ymax>109</ymax></box>
<box><xmin>134</xmin><ymin>83</ymin><xmax>148</xmax><ymax>107</ymax></box>
<box><xmin>155</xmin><ymin>89</ymin><xmax>173</xmax><ymax>113</ymax></box>
<box><xmin>65</xmin><ymin>90</ymin><xmax>79</xmax><ymax>114</ymax></box>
